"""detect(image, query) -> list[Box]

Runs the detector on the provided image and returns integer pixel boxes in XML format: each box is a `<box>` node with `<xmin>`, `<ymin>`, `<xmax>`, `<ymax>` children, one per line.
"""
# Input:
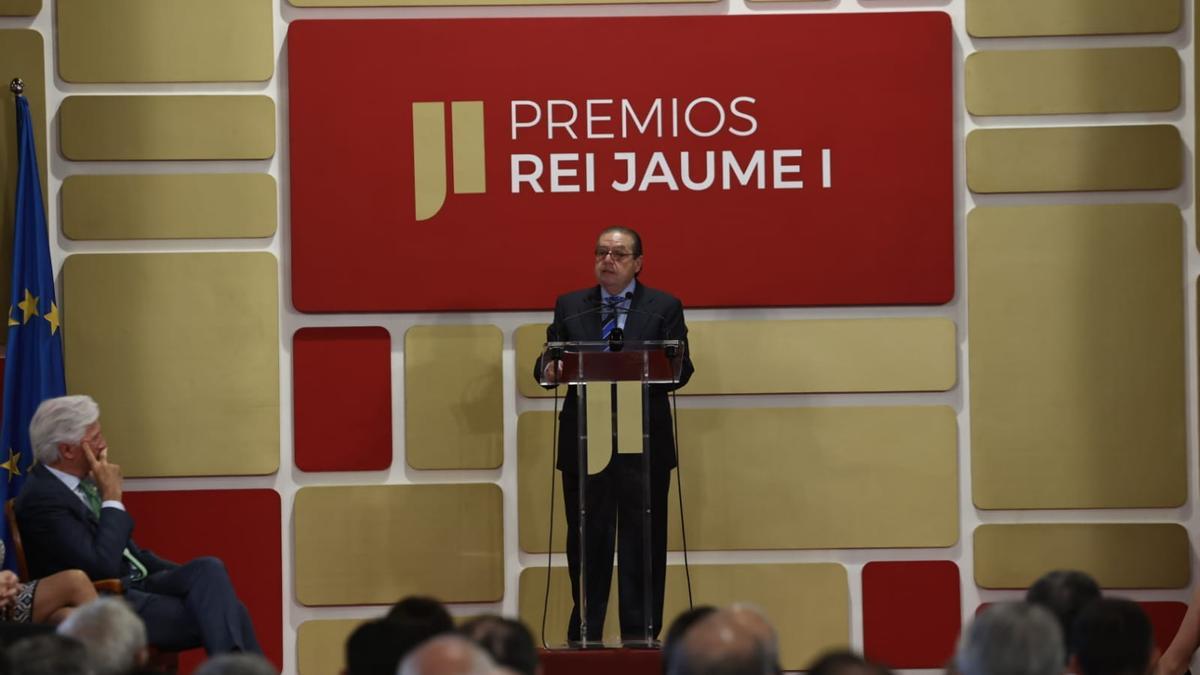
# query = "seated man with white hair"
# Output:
<box><xmin>15</xmin><ymin>395</ymin><xmax>260</xmax><ymax>655</ymax></box>
<box><xmin>58</xmin><ymin>597</ymin><xmax>148</xmax><ymax>675</ymax></box>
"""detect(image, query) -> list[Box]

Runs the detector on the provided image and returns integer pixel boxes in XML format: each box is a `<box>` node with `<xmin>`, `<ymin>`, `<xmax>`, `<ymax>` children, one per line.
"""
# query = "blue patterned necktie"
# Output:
<box><xmin>600</xmin><ymin>297</ymin><xmax>625</xmax><ymax>340</ymax></box>
<box><xmin>77</xmin><ymin>480</ymin><xmax>148</xmax><ymax>581</ymax></box>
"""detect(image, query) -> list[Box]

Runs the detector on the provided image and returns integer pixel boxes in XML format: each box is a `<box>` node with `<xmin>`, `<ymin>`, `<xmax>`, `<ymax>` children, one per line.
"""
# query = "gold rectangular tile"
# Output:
<box><xmin>966</xmin><ymin>48</ymin><xmax>1180</xmax><ymax>116</ymax></box>
<box><xmin>297</xmin><ymin>619</ymin><xmax>365</xmax><ymax>675</ymax></box>
<box><xmin>57</xmin><ymin>0</ymin><xmax>273</xmax><ymax>83</ymax></box>
<box><xmin>450</xmin><ymin>102</ymin><xmax>486</xmax><ymax>195</ymax></box>
<box><xmin>62</xmin><ymin>174</ymin><xmax>277</xmax><ymax>240</ymax></box>
<box><xmin>519</xmin><ymin>564</ymin><xmax>848</xmax><ymax>670</ymax></box>
<box><xmin>516</xmin><ymin>319</ymin><xmax>956</xmax><ymax>398</ymax></box>
<box><xmin>294</xmin><ymin>484</ymin><xmax>504</xmax><ymax>605</ymax></box>
<box><xmin>974</xmin><ymin>524</ymin><xmax>1189</xmax><ymax>589</ymax></box>
<box><xmin>404</xmin><ymin>325</ymin><xmax>503</xmax><ymax>470</ymax></box>
<box><xmin>968</xmin><ymin>204</ymin><xmax>1186</xmax><ymax>509</ymax></box>
<box><xmin>966</xmin><ymin>0</ymin><xmax>1181</xmax><ymax>37</ymax></box>
<box><xmin>291</xmin><ymin>0</ymin><xmax>713</xmax><ymax>6</ymax></box>
<box><xmin>519</xmin><ymin>406</ymin><xmax>957</xmax><ymax>552</ymax></box>
<box><xmin>515</xmin><ymin>324</ymin><xmax>563</xmax><ymax>400</ymax></box>
<box><xmin>0</xmin><ymin>30</ymin><xmax>46</xmax><ymax>342</ymax></box>
<box><xmin>60</xmin><ymin>95</ymin><xmax>275</xmax><ymax>160</ymax></box>
<box><xmin>63</xmin><ymin>253</ymin><xmax>279</xmax><ymax>477</ymax></box>
<box><xmin>0</xmin><ymin>0</ymin><xmax>39</xmax><ymax>15</ymax></box>
<box><xmin>967</xmin><ymin>126</ymin><xmax>1181</xmax><ymax>194</ymax></box>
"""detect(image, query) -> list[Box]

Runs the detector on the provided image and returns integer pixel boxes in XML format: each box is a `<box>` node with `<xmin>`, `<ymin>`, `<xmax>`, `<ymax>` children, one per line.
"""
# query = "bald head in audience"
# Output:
<box><xmin>725</xmin><ymin>604</ymin><xmax>780</xmax><ymax>674</ymax></box>
<box><xmin>397</xmin><ymin>635</ymin><xmax>496</xmax><ymax>675</ymax></box>
<box><xmin>667</xmin><ymin>610</ymin><xmax>775</xmax><ymax>675</ymax></box>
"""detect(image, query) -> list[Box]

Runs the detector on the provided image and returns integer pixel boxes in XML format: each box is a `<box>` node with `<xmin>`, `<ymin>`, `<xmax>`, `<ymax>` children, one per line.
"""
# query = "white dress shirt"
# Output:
<box><xmin>44</xmin><ymin>464</ymin><xmax>125</xmax><ymax>512</ymax></box>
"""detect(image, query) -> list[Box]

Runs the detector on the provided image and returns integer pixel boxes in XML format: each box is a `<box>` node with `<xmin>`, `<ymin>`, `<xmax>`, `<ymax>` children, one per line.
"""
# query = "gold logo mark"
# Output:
<box><xmin>412</xmin><ymin>101</ymin><xmax>486</xmax><ymax>221</ymax></box>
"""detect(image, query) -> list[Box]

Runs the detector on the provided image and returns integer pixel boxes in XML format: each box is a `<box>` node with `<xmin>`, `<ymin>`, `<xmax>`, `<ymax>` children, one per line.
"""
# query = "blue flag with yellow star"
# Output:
<box><xmin>0</xmin><ymin>93</ymin><xmax>65</xmax><ymax>571</ymax></box>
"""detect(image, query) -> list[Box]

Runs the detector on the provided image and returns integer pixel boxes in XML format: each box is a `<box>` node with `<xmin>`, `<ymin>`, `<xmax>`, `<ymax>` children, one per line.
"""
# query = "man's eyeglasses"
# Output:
<box><xmin>595</xmin><ymin>248</ymin><xmax>635</xmax><ymax>262</ymax></box>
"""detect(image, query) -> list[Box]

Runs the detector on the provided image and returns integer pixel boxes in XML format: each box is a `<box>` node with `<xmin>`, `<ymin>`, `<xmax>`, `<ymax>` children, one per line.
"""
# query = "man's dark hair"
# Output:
<box><xmin>808</xmin><ymin>651</ymin><xmax>894</xmax><ymax>675</ymax></box>
<box><xmin>385</xmin><ymin>596</ymin><xmax>455</xmax><ymax>660</ymax></box>
<box><xmin>345</xmin><ymin>620</ymin><xmax>406</xmax><ymax>675</ymax></box>
<box><xmin>1025</xmin><ymin>570</ymin><xmax>1101</xmax><ymax>657</ymax></box>
<box><xmin>1072</xmin><ymin>598</ymin><xmax>1153</xmax><ymax>675</ymax></box>
<box><xmin>662</xmin><ymin>606</ymin><xmax>718</xmax><ymax>675</ymax></box>
<box><xmin>458</xmin><ymin>615</ymin><xmax>539</xmax><ymax>675</ymax></box>
<box><xmin>7</xmin><ymin>634</ymin><xmax>92</xmax><ymax>675</ymax></box>
<box><xmin>599</xmin><ymin>227</ymin><xmax>643</xmax><ymax>257</ymax></box>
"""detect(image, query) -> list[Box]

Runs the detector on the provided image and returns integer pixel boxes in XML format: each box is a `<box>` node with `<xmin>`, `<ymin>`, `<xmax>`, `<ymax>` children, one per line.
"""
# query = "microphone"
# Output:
<box><xmin>607</xmin><ymin>326</ymin><xmax>625</xmax><ymax>352</ymax></box>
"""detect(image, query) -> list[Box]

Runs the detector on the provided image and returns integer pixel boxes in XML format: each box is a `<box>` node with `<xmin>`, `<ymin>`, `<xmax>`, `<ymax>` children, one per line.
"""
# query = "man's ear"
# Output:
<box><xmin>57</xmin><ymin>442</ymin><xmax>75</xmax><ymax>460</ymax></box>
<box><xmin>1068</xmin><ymin>654</ymin><xmax>1080</xmax><ymax>675</ymax></box>
<box><xmin>136</xmin><ymin>646</ymin><xmax>149</xmax><ymax>667</ymax></box>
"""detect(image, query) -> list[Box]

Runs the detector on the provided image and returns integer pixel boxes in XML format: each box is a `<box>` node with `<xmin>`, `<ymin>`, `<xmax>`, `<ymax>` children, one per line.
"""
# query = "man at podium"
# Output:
<box><xmin>537</xmin><ymin>226</ymin><xmax>695</xmax><ymax>644</ymax></box>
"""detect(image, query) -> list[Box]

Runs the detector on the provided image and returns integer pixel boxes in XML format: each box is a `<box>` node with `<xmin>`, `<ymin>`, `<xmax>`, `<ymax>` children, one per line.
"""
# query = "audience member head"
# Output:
<box><xmin>725</xmin><ymin>604</ymin><xmax>780</xmax><ymax>674</ymax></box>
<box><xmin>386</xmin><ymin>596</ymin><xmax>455</xmax><ymax>660</ymax></box>
<box><xmin>1025</xmin><ymin>570</ymin><xmax>1101</xmax><ymax>658</ymax></box>
<box><xmin>663</xmin><ymin>606</ymin><xmax>718</xmax><ymax>675</ymax></box>
<box><xmin>954</xmin><ymin>602</ymin><xmax>1063</xmax><ymax>675</ymax></box>
<box><xmin>808</xmin><ymin>651</ymin><xmax>893</xmax><ymax>675</ymax></box>
<box><xmin>29</xmin><ymin>395</ymin><xmax>99</xmax><ymax>467</ymax></box>
<box><xmin>57</xmin><ymin>598</ymin><xmax>147</xmax><ymax>675</ymax></box>
<box><xmin>397</xmin><ymin>635</ymin><xmax>495</xmax><ymax>675</ymax></box>
<box><xmin>344</xmin><ymin>619</ymin><xmax>406</xmax><ymax>675</ymax></box>
<box><xmin>7</xmin><ymin>633</ymin><xmax>92</xmax><ymax>675</ymax></box>
<box><xmin>458</xmin><ymin>615</ymin><xmax>540</xmax><ymax>675</ymax></box>
<box><xmin>1071</xmin><ymin>598</ymin><xmax>1154</xmax><ymax>675</ymax></box>
<box><xmin>667</xmin><ymin>611</ymin><xmax>774</xmax><ymax>675</ymax></box>
<box><xmin>194</xmin><ymin>654</ymin><xmax>278</xmax><ymax>675</ymax></box>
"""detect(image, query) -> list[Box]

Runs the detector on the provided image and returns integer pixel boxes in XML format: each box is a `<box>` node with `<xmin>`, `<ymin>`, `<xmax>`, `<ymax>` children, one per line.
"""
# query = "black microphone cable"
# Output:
<box><xmin>540</xmin><ymin>377</ymin><xmax>561</xmax><ymax>649</ymax></box>
<box><xmin>670</xmin><ymin>386</ymin><xmax>694</xmax><ymax>611</ymax></box>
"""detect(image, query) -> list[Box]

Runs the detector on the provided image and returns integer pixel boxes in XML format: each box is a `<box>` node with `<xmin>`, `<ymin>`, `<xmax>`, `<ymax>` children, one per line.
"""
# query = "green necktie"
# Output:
<box><xmin>78</xmin><ymin>480</ymin><xmax>148</xmax><ymax>581</ymax></box>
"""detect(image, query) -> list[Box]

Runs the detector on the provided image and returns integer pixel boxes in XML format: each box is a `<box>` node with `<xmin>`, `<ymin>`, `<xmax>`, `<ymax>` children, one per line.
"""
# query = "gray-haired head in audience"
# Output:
<box><xmin>195</xmin><ymin>653</ymin><xmax>279</xmax><ymax>675</ymax></box>
<box><xmin>397</xmin><ymin>634</ymin><xmax>496</xmax><ymax>675</ymax></box>
<box><xmin>57</xmin><ymin>597</ymin><xmax>147</xmax><ymax>675</ymax></box>
<box><xmin>7</xmin><ymin>633</ymin><xmax>93</xmax><ymax>675</ymax></box>
<box><xmin>667</xmin><ymin>610</ymin><xmax>775</xmax><ymax>675</ymax></box>
<box><xmin>955</xmin><ymin>602</ymin><xmax>1064</xmax><ymax>675</ymax></box>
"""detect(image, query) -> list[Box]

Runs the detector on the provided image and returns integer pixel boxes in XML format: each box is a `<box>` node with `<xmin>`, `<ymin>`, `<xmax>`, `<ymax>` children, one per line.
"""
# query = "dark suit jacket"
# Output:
<box><xmin>535</xmin><ymin>283</ymin><xmax>695</xmax><ymax>474</ymax></box>
<box><xmin>14</xmin><ymin>464</ymin><xmax>176</xmax><ymax>582</ymax></box>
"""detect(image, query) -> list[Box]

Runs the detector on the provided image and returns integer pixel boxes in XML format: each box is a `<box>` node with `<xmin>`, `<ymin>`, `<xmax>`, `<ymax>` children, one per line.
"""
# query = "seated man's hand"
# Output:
<box><xmin>0</xmin><ymin>570</ymin><xmax>19</xmax><ymax>608</ymax></box>
<box><xmin>83</xmin><ymin>441</ymin><xmax>123</xmax><ymax>503</ymax></box>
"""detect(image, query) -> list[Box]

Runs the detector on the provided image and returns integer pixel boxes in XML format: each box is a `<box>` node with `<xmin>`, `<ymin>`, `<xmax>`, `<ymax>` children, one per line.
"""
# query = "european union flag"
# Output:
<box><xmin>0</xmin><ymin>90</ymin><xmax>65</xmax><ymax>571</ymax></box>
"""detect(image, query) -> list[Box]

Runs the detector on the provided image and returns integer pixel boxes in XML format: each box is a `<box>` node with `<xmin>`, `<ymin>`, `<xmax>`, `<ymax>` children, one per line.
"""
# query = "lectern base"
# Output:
<box><xmin>548</xmin><ymin>638</ymin><xmax>661</xmax><ymax>651</ymax></box>
<box><xmin>539</xmin><ymin>646</ymin><xmax>662</xmax><ymax>675</ymax></box>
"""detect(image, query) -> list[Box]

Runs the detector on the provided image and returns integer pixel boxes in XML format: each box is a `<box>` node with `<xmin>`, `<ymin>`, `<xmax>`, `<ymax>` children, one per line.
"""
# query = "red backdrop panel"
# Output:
<box><xmin>863</xmin><ymin>560</ymin><xmax>960</xmax><ymax>668</ymax></box>
<box><xmin>1136</xmin><ymin>601</ymin><xmax>1186</xmax><ymax>654</ymax></box>
<box><xmin>288</xmin><ymin>13</ymin><xmax>953</xmax><ymax>312</ymax></box>
<box><xmin>292</xmin><ymin>326</ymin><xmax>392</xmax><ymax>472</ymax></box>
<box><xmin>123</xmin><ymin>489</ymin><xmax>281</xmax><ymax>674</ymax></box>
<box><xmin>976</xmin><ymin>600</ymin><xmax>1187</xmax><ymax>654</ymax></box>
